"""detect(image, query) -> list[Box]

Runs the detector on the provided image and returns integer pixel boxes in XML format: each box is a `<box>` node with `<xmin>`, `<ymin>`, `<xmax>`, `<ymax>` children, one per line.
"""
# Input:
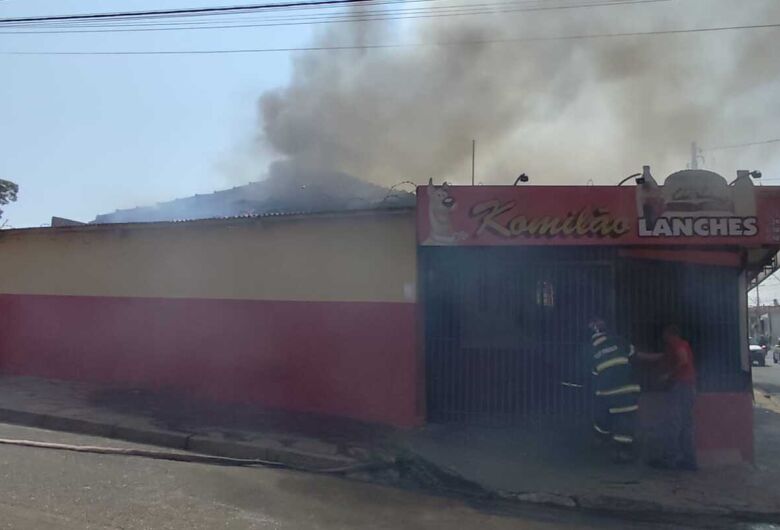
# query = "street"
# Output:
<box><xmin>753</xmin><ymin>352</ymin><xmax>780</xmax><ymax>398</ymax></box>
<box><xmin>752</xmin><ymin>351</ymin><xmax>780</xmax><ymax>435</ymax></box>
<box><xmin>0</xmin><ymin>423</ymin><xmax>728</xmax><ymax>530</ymax></box>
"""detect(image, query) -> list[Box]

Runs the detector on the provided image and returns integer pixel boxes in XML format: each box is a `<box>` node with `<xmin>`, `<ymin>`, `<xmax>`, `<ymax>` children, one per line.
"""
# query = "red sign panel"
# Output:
<box><xmin>417</xmin><ymin>172</ymin><xmax>780</xmax><ymax>247</ymax></box>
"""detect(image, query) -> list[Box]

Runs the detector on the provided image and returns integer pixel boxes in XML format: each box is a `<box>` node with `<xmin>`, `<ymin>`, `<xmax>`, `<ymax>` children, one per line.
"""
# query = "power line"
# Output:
<box><xmin>0</xmin><ymin>0</ymin><xmax>423</xmax><ymax>26</ymax></box>
<box><xmin>0</xmin><ymin>0</ymin><xmax>418</xmax><ymax>30</ymax></box>
<box><xmin>0</xmin><ymin>0</ymin><xmax>670</xmax><ymax>33</ymax></box>
<box><xmin>11</xmin><ymin>0</ymin><xmax>609</xmax><ymax>29</ymax></box>
<box><xmin>4</xmin><ymin>20</ymin><xmax>780</xmax><ymax>55</ymax></box>
<box><xmin>0</xmin><ymin>0</ymin><xmax>652</xmax><ymax>25</ymax></box>
<box><xmin>703</xmin><ymin>138</ymin><xmax>780</xmax><ymax>152</ymax></box>
<box><xmin>0</xmin><ymin>0</ymin><xmax>386</xmax><ymax>24</ymax></box>
<box><xmin>0</xmin><ymin>0</ymin><xmax>671</xmax><ymax>34</ymax></box>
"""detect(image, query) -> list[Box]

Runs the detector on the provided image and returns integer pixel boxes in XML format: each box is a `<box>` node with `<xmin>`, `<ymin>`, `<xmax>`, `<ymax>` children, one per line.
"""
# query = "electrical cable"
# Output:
<box><xmin>0</xmin><ymin>0</ymin><xmax>390</xmax><ymax>24</ymax></box>
<box><xmin>0</xmin><ymin>0</ymin><xmax>670</xmax><ymax>33</ymax></box>
<box><xmin>0</xmin><ymin>0</ymin><xmax>427</xmax><ymax>27</ymax></box>
<box><xmin>703</xmin><ymin>138</ymin><xmax>780</xmax><ymax>152</ymax></box>
<box><xmin>5</xmin><ymin>21</ymin><xmax>780</xmax><ymax>55</ymax></box>
<box><xmin>0</xmin><ymin>0</ymin><xmax>650</xmax><ymax>25</ymax></box>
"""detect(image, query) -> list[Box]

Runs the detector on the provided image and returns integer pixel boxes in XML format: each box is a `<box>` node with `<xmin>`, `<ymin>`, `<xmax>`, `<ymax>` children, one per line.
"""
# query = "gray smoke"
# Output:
<box><xmin>258</xmin><ymin>0</ymin><xmax>780</xmax><ymax>186</ymax></box>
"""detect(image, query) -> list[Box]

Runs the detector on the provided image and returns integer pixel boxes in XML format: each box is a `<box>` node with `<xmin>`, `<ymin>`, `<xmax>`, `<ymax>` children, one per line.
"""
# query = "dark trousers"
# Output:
<box><xmin>594</xmin><ymin>393</ymin><xmax>638</xmax><ymax>449</ymax></box>
<box><xmin>665</xmin><ymin>382</ymin><xmax>697</xmax><ymax>465</ymax></box>
<box><xmin>647</xmin><ymin>383</ymin><xmax>696</xmax><ymax>465</ymax></box>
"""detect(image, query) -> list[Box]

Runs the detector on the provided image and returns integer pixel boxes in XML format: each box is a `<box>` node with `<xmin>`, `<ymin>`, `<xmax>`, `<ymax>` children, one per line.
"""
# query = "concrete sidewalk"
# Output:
<box><xmin>397</xmin><ymin>390</ymin><xmax>780</xmax><ymax>520</ymax></box>
<box><xmin>0</xmin><ymin>376</ymin><xmax>386</xmax><ymax>471</ymax></box>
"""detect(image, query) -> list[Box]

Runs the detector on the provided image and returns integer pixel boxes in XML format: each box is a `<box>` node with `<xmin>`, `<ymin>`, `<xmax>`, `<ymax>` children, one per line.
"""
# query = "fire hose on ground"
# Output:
<box><xmin>0</xmin><ymin>437</ymin><xmax>387</xmax><ymax>474</ymax></box>
<box><xmin>0</xmin><ymin>436</ymin><xmax>487</xmax><ymax>496</ymax></box>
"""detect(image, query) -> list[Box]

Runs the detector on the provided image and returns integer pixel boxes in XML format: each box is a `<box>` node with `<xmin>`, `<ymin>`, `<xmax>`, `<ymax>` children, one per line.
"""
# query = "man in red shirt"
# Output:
<box><xmin>651</xmin><ymin>324</ymin><xmax>697</xmax><ymax>471</ymax></box>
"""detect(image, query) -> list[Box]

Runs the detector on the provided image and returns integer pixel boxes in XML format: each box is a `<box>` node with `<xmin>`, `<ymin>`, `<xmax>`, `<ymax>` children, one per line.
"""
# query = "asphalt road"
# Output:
<box><xmin>753</xmin><ymin>350</ymin><xmax>780</xmax><ymax>397</ymax></box>
<box><xmin>0</xmin><ymin>423</ymin><xmax>730</xmax><ymax>530</ymax></box>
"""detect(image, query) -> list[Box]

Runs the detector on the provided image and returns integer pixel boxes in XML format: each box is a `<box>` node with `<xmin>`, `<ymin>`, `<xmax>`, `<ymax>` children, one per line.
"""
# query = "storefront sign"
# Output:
<box><xmin>471</xmin><ymin>201</ymin><xmax>630</xmax><ymax>239</ymax></box>
<box><xmin>417</xmin><ymin>171</ymin><xmax>780</xmax><ymax>247</ymax></box>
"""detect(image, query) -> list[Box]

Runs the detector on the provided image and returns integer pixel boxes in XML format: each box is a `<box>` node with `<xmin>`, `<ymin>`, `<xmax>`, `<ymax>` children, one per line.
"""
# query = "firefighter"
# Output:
<box><xmin>587</xmin><ymin>316</ymin><xmax>641</xmax><ymax>463</ymax></box>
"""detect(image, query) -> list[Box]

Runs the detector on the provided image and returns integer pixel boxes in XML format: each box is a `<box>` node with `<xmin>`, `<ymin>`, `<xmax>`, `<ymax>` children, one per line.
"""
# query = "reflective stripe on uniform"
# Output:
<box><xmin>596</xmin><ymin>384</ymin><xmax>641</xmax><ymax>396</ymax></box>
<box><xmin>594</xmin><ymin>344</ymin><xmax>618</xmax><ymax>359</ymax></box>
<box><xmin>593</xmin><ymin>424</ymin><xmax>610</xmax><ymax>435</ymax></box>
<box><xmin>609</xmin><ymin>404</ymin><xmax>639</xmax><ymax>414</ymax></box>
<box><xmin>593</xmin><ymin>336</ymin><xmax>608</xmax><ymax>346</ymax></box>
<box><xmin>595</xmin><ymin>356</ymin><xmax>629</xmax><ymax>373</ymax></box>
<box><xmin>613</xmin><ymin>434</ymin><xmax>634</xmax><ymax>444</ymax></box>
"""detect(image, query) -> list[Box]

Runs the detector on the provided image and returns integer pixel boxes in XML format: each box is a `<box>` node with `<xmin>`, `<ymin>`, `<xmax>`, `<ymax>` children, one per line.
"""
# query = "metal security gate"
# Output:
<box><xmin>422</xmin><ymin>247</ymin><xmax>616</xmax><ymax>426</ymax></box>
<box><xmin>615</xmin><ymin>259</ymin><xmax>748</xmax><ymax>393</ymax></box>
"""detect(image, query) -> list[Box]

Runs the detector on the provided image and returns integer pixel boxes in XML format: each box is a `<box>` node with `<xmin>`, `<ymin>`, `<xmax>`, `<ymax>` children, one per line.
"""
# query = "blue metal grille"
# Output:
<box><xmin>421</xmin><ymin>247</ymin><xmax>748</xmax><ymax>426</ymax></box>
<box><xmin>615</xmin><ymin>259</ymin><xmax>747</xmax><ymax>393</ymax></box>
<box><xmin>422</xmin><ymin>247</ymin><xmax>615</xmax><ymax>426</ymax></box>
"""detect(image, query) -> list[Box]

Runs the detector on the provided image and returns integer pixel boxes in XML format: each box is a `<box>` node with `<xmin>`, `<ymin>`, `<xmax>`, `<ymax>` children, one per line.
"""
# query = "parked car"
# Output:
<box><xmin>750</xmin><ymin>344</ymin><xmax>768</xmax><ymax>366</ymax></box>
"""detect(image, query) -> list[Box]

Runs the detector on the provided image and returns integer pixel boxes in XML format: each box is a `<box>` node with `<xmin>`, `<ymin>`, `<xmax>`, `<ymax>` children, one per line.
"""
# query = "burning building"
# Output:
<box><xmin>0</xmin><ymin>167</ymin><xmax>776</xmax><ymax>467</ymax></box>
<box><xmin>92</xmin><ymin>162</ymin><xmax>415</xmax><ymax>224</ymax></box>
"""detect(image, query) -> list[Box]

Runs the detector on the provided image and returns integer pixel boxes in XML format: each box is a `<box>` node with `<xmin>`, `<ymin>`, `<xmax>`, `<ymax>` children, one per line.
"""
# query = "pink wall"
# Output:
<box><xmin>0</xmin><ymin>293</ymin><xmax>421</xmax><ymax>428</ymax></box>
<box><xmin>694</xmin><ymin>392</ymin><xmax>754</xmax><ymax>463</ymax></box>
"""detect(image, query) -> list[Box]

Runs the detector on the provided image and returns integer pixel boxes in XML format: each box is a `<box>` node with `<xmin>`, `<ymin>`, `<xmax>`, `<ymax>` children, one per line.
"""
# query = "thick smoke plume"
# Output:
<box><xmin>258</xmin><ymin>0</ymin><xmax>780</xmax><ymax>186</ymax></box>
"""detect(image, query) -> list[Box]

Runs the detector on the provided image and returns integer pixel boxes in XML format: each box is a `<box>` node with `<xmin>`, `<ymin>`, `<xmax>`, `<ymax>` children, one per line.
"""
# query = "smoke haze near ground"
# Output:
<box><xmin>256</xmin><ymin>0</ymin><xmax>780</xmax><ymax>186</ymax></box>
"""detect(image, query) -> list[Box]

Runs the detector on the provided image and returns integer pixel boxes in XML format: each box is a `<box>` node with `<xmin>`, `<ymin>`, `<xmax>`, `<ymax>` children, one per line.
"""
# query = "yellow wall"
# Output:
<box><xmin>0</xmin><ymin>211</ymin><xmax>417</xmax><ymax>303</ymax></box>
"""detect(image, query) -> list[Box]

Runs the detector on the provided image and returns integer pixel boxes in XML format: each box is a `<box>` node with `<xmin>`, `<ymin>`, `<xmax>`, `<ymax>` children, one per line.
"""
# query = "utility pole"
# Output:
<box><xmin>690</xmin><ymin>141</ymin><xmax>699</xmax><ymax>169</ymax></box>
<box><xmin>471</xmin><ymin>139</ymin><xmax>476</xmax><ymax>186</ymax></box>
<box><xmin>756</xmin><ymin>281</ymin><xmax>763</xmax><ymax>337</ymax></box>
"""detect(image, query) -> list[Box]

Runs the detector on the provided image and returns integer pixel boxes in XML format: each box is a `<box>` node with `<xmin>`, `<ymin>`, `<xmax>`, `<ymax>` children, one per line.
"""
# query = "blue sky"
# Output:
<box><xmin>3</xmin><ymin>0</ymin><xmax>780</xmax><ymax>233</ymax></box>
<box><xmin>0</xmin><ymin>0</ymin><xmax>316</xmax><ymax>227</ymax></box>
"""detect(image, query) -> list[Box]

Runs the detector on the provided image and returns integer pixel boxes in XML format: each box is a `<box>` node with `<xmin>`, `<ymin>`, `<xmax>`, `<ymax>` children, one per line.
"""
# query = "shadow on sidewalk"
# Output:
<box><xmin>398</xmin><ymin>420</ymin><xmax>645</xmax><ymax>492</ymax></box>
<box><xmin>87</xmin><ymin>386</ymin><xmax>393</xmax><ymax>447</ymax></box>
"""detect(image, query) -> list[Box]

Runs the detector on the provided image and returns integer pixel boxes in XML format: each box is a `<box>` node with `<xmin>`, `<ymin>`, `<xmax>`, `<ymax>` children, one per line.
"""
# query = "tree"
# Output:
<box><xmin>0</xmin><ymin>179</ymin><xmax>18</xmax><ymax>222</ymax></box>
<box><xmin>0</xmin><ymin>180</ymin><xmax>18</xmax><ymax>201</ymax></box>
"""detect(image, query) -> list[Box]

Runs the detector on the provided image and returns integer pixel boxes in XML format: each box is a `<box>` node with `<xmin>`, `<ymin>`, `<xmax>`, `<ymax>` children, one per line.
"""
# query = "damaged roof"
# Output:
<box><xmin>92</xmin><ymin>164</ymin><xmax>416</xmax><ymax>224</ymax></box>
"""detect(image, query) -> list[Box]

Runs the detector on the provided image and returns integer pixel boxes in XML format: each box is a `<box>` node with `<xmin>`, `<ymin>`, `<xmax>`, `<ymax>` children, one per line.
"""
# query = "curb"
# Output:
<box><xmin>496</xmin><ymin>487</ymin><xmax>780</xmax><ymax>524</ymax></box>
<box><xmin>398</xmin><ymin>448</ymin><xmax>780</xmax><ymax>525</ymax></box>
<box><xmin>0</xmin><ymin>406</ymin><xmax>356</xmax><ymax>472</ymax></box>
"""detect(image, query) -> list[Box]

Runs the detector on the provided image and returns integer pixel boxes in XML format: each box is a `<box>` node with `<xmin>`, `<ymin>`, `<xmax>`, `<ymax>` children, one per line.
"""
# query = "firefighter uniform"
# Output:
<box><xmin>590</xmin><ymin>331</ymin><xmax>640</xmax><ymax>455</ymax></box>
